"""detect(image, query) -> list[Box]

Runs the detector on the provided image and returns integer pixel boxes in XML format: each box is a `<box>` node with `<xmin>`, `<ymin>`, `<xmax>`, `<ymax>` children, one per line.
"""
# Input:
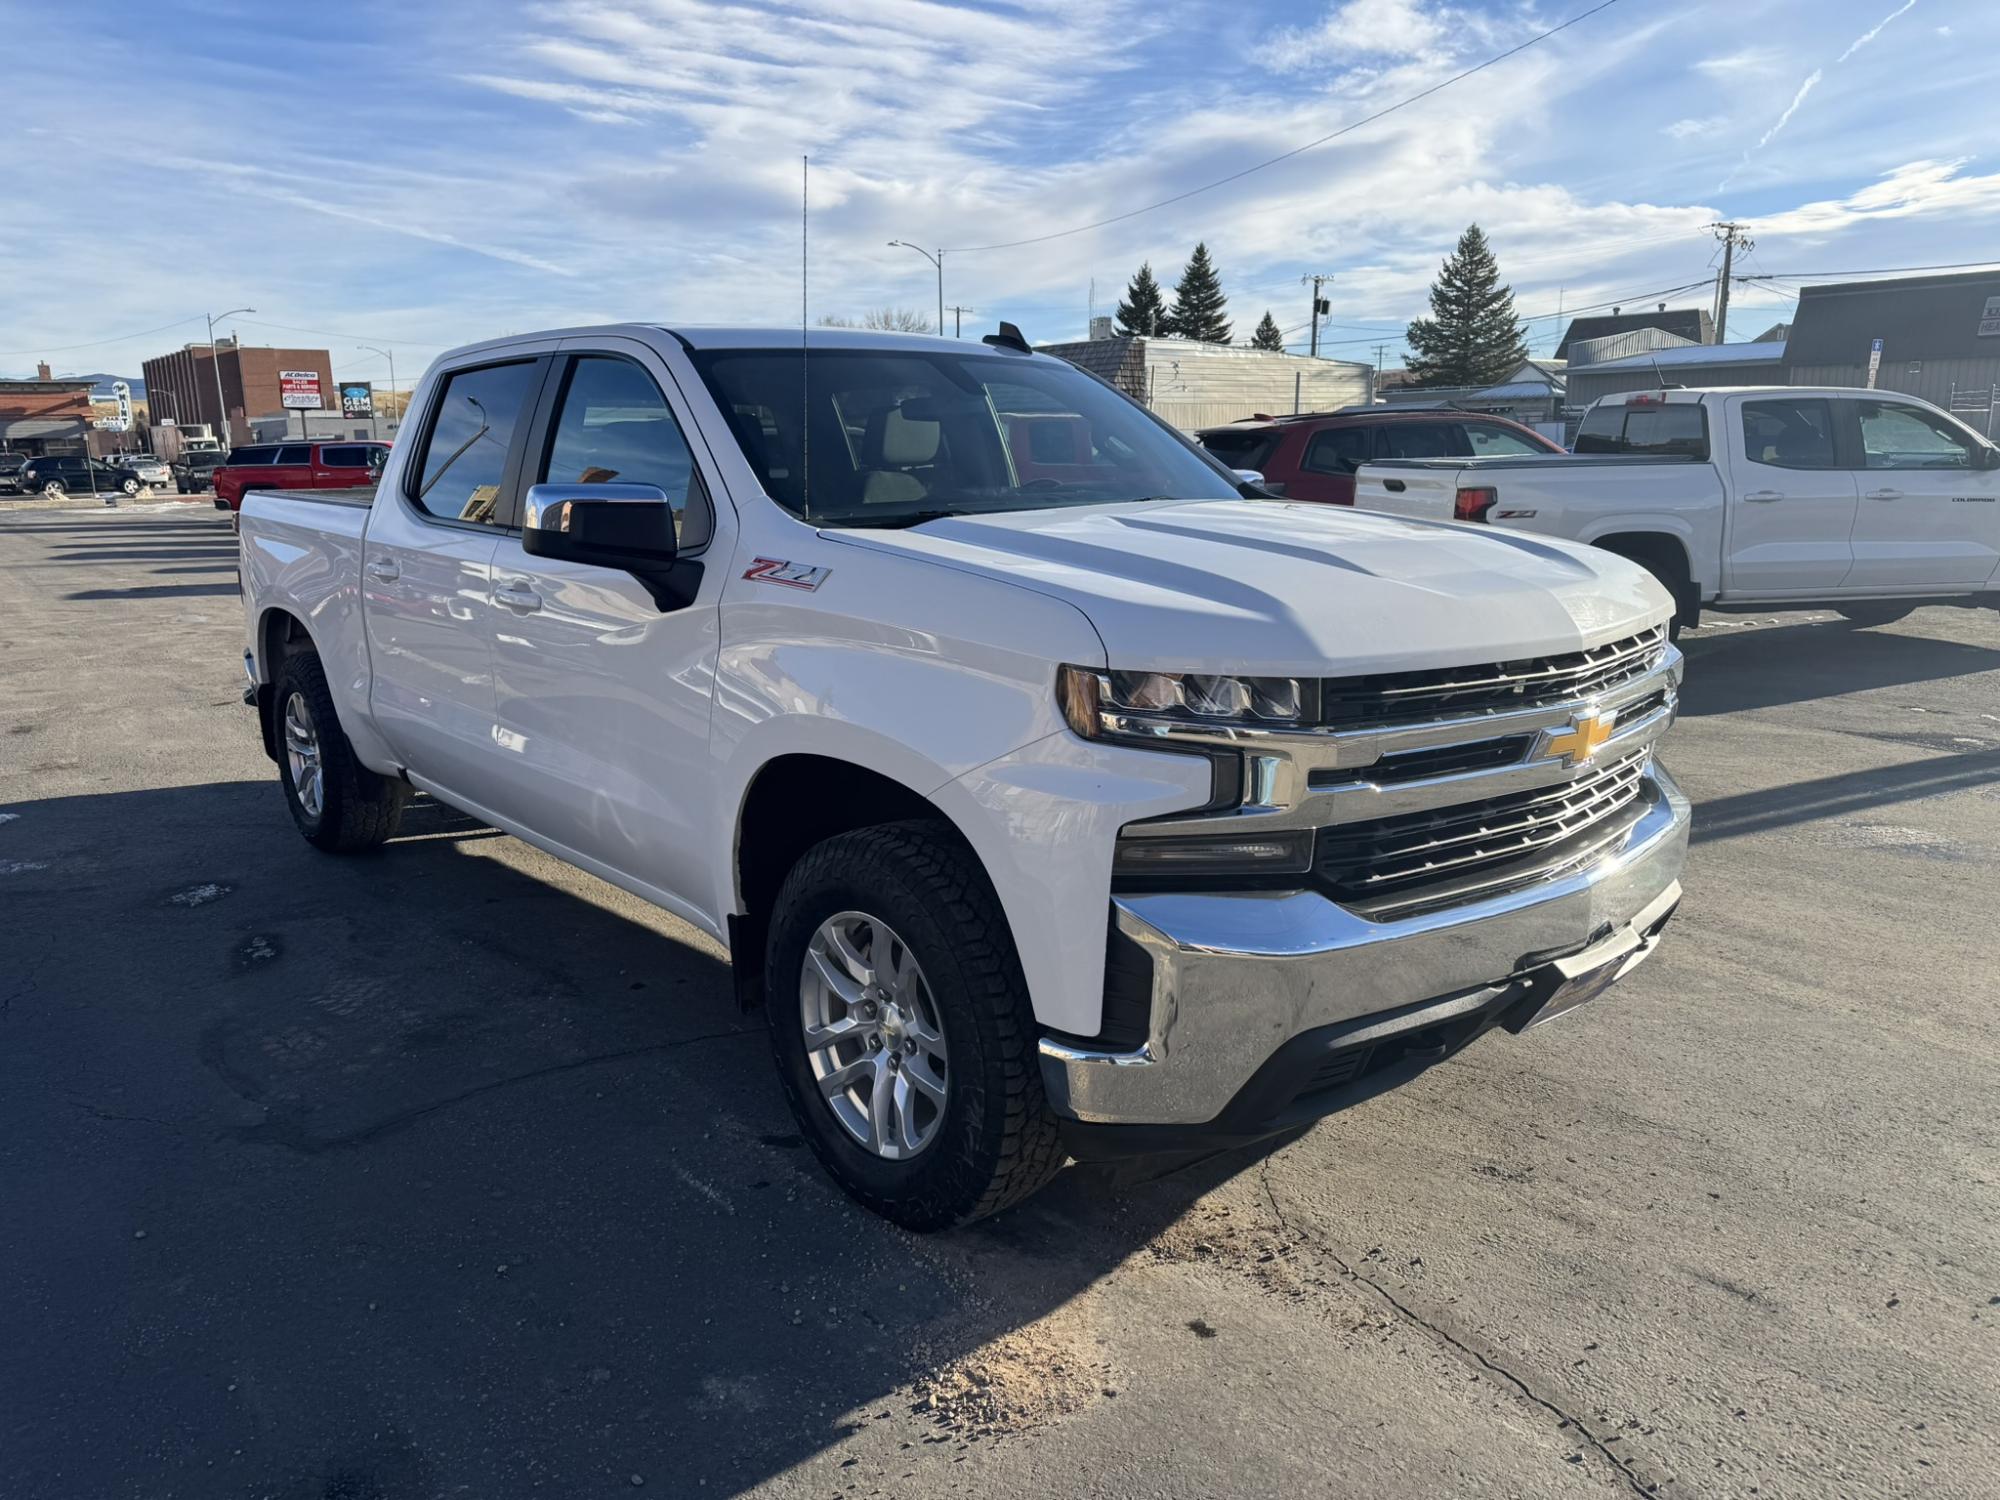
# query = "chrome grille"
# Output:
<box><xmin>1316</xmin><ymin>752</ymin><xmax>1651</xmax><ymax>918</ymax></box>
<box><xmin>1318</xmin><ymin>626</ymin><xmax>1669</xmax><ymax>729</ymax></box>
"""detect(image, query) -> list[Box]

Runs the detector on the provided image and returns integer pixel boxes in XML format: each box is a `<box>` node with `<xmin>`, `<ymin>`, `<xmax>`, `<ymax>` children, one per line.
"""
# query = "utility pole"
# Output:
<box><xmin>1302</xmin><ymin>274</ymin><xmax>1334</xmax><ymax>359</ymax></box>
<box><xmin>358</xmin><ymin>345</ymin><xmax>397</xmax><ymax>436</ymax></box>
<box><xmin>946</xmin><ymin>305</ymin><xmax>974</xmax><ymax>339</ymax></box>
<box><xmin>205</xmin><ymin>307</ymin><xmax>254</xmax><ymax>448</ymax></box>
<box><xmin>1709</xmin><ymin>223</ymin><xmax>1752</xmax><ymax>343</ymax></box>
<box><xmin>1373</xmin><ymin>343</ymin><xmax>1391</xmax><ymax>375</ymax></box>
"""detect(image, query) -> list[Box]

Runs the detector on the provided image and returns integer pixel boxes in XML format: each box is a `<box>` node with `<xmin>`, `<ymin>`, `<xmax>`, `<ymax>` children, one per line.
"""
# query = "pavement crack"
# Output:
<box><xmin>69</xmin><ymin>1099</ymin><xmax>191</xmax><ymax>1129</ymax></box>
<box><xmin>1260</xmin><ymin>1155</ymin><xmax>1654</xmax><ymax>1499</ymax></box>
<box><xmin>230</xmin><ymin>1027</ymin><xmax>758</xmax><ymax>1155</ymax></box>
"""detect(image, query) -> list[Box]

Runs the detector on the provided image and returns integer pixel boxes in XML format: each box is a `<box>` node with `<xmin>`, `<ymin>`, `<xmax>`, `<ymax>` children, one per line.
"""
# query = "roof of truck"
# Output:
<box><xmin>423</xmin><ymin>323</ymin><xmax>1036</xmax><ymax>368</ymax></box>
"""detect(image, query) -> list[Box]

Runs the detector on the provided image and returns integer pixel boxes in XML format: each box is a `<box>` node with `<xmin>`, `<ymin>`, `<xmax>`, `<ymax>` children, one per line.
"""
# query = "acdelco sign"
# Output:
<box><xmin>279</xmin><ymin>371</ymin><xmax>323</xmax><ymax>409</ymax></box>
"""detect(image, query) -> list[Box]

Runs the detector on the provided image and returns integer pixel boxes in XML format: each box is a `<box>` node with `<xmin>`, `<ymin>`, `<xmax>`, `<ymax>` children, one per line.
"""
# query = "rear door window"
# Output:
<box><xmin>411</xmin><ymin>359</ymin><xmax>542</xmax><ymax>526</ymax></box>
<box><xmin>1302</xmin><ymin>426</ymin><xmax>1374</xmax><ymax>474</ymax></box>
<box><xmin>1741</xmin><ymin>399</ymin><xmax>1837</xmax><ymax>470</ymax></box>
<box><xmin>226</xmin><ymin>446</ymin><xmax>277</xmax><ymax>466</ymax></box>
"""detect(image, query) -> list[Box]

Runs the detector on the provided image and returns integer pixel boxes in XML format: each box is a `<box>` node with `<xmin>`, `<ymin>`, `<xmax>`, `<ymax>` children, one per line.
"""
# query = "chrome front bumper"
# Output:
<box><xmin>1039</xmin><ymin>762</ymin><xmax>1691</xmax><ymax>1127</ymax></box>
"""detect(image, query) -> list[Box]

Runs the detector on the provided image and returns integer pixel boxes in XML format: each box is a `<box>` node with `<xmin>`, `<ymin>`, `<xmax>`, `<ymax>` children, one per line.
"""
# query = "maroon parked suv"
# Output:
<box><xmin>1198</xmin><ymin>408</ymin><xmax>1563</xmax><ymax>505</ymax></box>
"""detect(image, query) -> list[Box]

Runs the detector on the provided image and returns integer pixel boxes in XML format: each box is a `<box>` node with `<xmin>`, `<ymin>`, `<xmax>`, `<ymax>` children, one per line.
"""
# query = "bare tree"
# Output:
<box><xmin>819</xmin><ymin>307</ymin><xmax>935</xmax><ymax>333</ymax></box>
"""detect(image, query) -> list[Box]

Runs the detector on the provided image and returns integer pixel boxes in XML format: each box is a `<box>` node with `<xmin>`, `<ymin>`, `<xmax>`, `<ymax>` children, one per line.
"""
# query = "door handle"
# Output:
<box><xmin>1742</xmin><ymin>490</ymin><xmax>1783</xmax><ymax>503</ymax></box>
<box><xmin>493</xmin><ymin>582</ymin><xmax>543</xmax><ymax>613</ymax></box>
<box><xmin>1864</xmin><ymin>488</ymin><xmax>1902</xmax><ymax>500</ymax></box>
<box><xmin>364</xmin><ymin>558</ymin><xmax>400</xmax><ymax>582</ymax></box>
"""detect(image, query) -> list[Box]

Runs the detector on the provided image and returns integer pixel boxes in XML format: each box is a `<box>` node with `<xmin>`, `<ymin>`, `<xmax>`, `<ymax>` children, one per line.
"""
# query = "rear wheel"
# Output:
<box><xmin>42</xmin><ymin>479</ymin><xmax>65</xmax><ymax>497</ymax></box>
<box><xmin>273</xmin><ymin>648</ymin><xmax>406</xmax><ymax>852</ymax></box>
<box><xmin>766</xmin><ymin>822</ymin><xmax>1065</xmax><ymax>1231</ymax></box>
<box><xmin>1833</xmin><ymin>602</ymin><xmax>1915</xmax><ymax>628</ymax></box>
<box><xmin>120</xmin><ymin>476</ymin><xmax>140</xmax><ymax>495</ymax></box>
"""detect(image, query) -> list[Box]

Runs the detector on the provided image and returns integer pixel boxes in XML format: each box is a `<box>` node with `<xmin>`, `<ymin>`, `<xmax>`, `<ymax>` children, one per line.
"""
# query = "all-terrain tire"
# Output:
<box><xmin>766</xmin><ymin>821</ymin><xmax>1066</xmax><ymax>1231</ymax></box>
<box><xmin>1833</xmin><ymin>602</ymin><xmax>1915</xmax><ymax>628</ymax></box>
<box><xmin>273</xmin><ymin>647</ymin><xmax>406</xmax><ymax>853</ymax></box>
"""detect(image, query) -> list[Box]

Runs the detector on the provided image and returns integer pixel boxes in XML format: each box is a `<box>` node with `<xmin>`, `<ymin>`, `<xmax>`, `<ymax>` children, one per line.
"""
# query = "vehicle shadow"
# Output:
<box><xmin>1677</xmin><ymin>612</ymin><xmax>2000</xmax><ymax>716</ymax></box>
<box><xmin>1689</xmin><ymin>748</ymin><xmax>2000</xmax><ymax>845</ymax></box>
<box><xmin>0</xmin><ymin>780</ymin><xmax>1274</xmax><ymax>1499</ymax></box>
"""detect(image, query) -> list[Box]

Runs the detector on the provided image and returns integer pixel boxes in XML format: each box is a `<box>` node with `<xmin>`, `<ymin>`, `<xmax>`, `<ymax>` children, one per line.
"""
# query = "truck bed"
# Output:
<box><xmin>243</xmin><ymin>485</ymin><xmax>378</xmax><ymax>509</ymax></box>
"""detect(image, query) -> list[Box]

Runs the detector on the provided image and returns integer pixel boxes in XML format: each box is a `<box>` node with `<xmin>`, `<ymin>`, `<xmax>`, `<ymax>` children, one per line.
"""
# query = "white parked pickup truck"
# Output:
<box><xmin>238</xmin><ymin>324</ymin><xmax>1690</xmax><ymax>1228</ymax></box>
<box><xmin>1354</xmin><ymin>387</ymin><xmax>2000</xmax><ymax>634</ymax></box>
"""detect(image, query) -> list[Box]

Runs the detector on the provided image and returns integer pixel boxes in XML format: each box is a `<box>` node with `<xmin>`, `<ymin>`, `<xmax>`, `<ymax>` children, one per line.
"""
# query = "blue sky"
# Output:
<box><xmin>3</xmin><ymin>0</ymin><xmax>1996</xmax><ymax>388</ymax></box>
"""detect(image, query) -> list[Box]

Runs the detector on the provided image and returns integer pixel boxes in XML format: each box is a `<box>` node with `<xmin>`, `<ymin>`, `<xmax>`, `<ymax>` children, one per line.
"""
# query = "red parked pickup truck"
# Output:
<box><xmin>212</xmin><ymin>440</ymin><xmax>389</xmax><ymax>514</ymax></box>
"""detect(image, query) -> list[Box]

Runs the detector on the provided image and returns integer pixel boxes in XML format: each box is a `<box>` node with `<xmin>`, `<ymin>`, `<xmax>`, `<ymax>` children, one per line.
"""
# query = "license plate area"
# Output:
<box><xmin>1514</xmin><ymin>923</ymin><xmax>1655</xmax><ymax>1031</ymax></box>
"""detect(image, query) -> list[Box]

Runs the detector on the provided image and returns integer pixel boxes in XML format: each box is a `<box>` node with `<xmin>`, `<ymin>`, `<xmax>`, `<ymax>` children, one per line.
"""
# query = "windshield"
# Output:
<box><xmin>687</xmin><ymin>346</ymin><xmax>1241</xmax><ymax>525</ymax></box>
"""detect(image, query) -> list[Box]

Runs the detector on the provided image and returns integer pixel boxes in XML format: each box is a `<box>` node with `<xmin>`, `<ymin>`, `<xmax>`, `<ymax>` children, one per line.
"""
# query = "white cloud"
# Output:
<box><xmin>1664</xmin><ymin>116</ymin><xmax>1726</xmax><ymax>140</ymax></box>
<box><xmin>1752</xmin><ymin>158</ymin><xmax>2000</xmax><ymax>237</ymax></box>
<box><xmin>1255</xmin><ymin>0</ymin><xmax>1451</xmax><ymax>71</ymax></box>
<box><xmin>1694</xmin><ymin>47</ymin><xmax>1782</xmax><ymax>78</ymax></box>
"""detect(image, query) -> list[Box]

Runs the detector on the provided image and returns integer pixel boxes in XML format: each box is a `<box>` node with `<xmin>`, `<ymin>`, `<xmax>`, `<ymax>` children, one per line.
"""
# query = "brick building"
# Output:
<box><xmin>141</xmin><ymin>340</ymin><xmax>336</xmax><ymax>447</ymax></box>
<box><xmin>0</xmin><ymin>363</ymin><xmax>94</xmax><ymax>455</ymax></box>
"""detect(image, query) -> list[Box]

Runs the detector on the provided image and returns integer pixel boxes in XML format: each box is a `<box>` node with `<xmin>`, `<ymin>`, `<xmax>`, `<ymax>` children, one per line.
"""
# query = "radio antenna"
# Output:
<box><xmin>801</xmin><ymin>153</ymin><xmax>811</xmax><ymax>521</ymax></box>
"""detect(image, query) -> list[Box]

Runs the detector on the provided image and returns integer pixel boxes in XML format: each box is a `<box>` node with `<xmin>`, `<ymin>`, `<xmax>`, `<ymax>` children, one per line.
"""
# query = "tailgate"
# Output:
<box><xmin>1353</xmin><ymin>460</ymin><xmax>1469</xmax><ymax>520</ymax></box>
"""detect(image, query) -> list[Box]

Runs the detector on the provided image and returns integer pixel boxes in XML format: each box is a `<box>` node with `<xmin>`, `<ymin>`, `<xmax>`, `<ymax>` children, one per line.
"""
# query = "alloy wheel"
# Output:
<box><xmin>799</xmin><ymin>911</ymin><xmax>949</xmax><ymax>1160</ymax></box>
<box><xmin>282</xmin><ymin>691</ymin><xmax>324</xmax><ymax>819</ymax></box>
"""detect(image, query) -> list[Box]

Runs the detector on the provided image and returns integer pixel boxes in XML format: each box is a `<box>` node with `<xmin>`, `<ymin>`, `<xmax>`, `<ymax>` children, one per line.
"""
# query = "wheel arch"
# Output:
<box><xmin>1587</xmin><ymin>528</ymin><xmax>1700</xmax><ymax>626</ymax></box>
<box><xmin>252</xmin><ymin>606</ymin><xmax>317</xmax><ymax>761</ymax></box>
<box><xmin>727</xmin><ymin>751</ymin><xmax>981</xmax><ymax>1011</ymax></box>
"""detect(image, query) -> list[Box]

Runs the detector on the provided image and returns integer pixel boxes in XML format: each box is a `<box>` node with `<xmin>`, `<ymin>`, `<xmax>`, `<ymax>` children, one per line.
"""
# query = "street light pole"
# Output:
<box><xmin>206</xmin><ymin>307</ymin><xmax>255</xmax><ymax>448</ymax></box>
<box><xmin>888</xmin><ymin>241</ymin><xmax>944</xmax><ymax>335</ymax></box>
<box><xmin>357</xmin><ymin>345</ymin><xmax>397</xmax><ymax>441</ymax></box>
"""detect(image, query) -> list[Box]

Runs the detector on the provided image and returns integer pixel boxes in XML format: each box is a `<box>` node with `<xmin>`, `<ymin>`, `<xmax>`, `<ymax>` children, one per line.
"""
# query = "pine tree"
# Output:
<box><xmin>1404</xmin><ymin>224</ymin><xmax>1529</xmax><ymax>387</ymax></box>
<box><xmin>1250</xmin><ymin>310</ymin><xmax>1285</xmax><ymax>352</ymax></box>
<box><xmin>1114</xmin><ymin>262</ymin><xmax>1171</xmax><ymax>338</ymax></box>
<box><xmin>1168</xmin><ymin>242</ymin><xmax>1231</xmax><ymax>344</ymax></box>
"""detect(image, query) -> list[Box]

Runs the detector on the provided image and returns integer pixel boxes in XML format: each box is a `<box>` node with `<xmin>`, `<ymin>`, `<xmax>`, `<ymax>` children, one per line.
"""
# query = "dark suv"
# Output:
<box><xmin>173</xmin><ymin>448</ymin><xmax>227</xmax><ymax>493</ymax></box>
<box><xmin>1199</xmin><ymin>408</ymin><xmax>1563</xmax><ymax>505</ymax></box>
<box><xmin>19</xmin><ymin>455</ymin><xmax>144</xmax><ymax>497</ymax></box>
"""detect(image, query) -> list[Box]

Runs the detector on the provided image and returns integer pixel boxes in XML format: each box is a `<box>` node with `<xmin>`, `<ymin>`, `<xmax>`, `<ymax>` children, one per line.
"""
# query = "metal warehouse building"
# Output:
<box><xmin>1039</xmin><ymin>336</ymin><xmax>1374</xmax><ymax>433</ymax></box>
<box><xmin>1565</xmin><ymin>339</ymin><xmax>1789</xmax><ymax>409</ymax></box>
<box><xmin>1783</xmin><ymin>269</ymin><xmax>2000</xmax><ymax>435</ymax></box>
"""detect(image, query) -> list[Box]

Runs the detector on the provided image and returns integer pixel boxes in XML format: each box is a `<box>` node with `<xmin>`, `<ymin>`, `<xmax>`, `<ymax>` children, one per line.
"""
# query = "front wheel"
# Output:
<box><xmin>273</xmin><ymin>648</ymin><xmax>406</xmax><ymax>852</ymax></box>
<box><xmin>1834</xmin><ymin>603</ymin><xmax>1915</xmax><ymax>628</ymax></box>
<box><xmin>766</xmin><ymin>822</ymin><xmax>1065</xmax><ymax>1231</ymax></box>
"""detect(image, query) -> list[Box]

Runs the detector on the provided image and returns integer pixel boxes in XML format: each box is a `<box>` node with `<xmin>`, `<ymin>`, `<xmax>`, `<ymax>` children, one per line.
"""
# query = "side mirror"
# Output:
<box><xmin>1231</xmin><ymin>468</ymin><xmax>1264</xmax><ymax>486</ymax></box>
<box><xmin>522</xmin><ymin>482</ymin><xmax>702</xmax><ymax>612</ymax></box>
<box><xmin>1979</xmin><ymin>445</ymin><xmax>2000</xmax><ymax>471</ymax></box>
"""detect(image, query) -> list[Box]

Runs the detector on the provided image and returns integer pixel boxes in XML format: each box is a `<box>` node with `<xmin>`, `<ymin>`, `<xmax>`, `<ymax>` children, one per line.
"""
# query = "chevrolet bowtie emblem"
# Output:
<box><xmin>1541</xmin><ymin>707</ymin><xmax>1616</xmax><ymax>768</ymax></box>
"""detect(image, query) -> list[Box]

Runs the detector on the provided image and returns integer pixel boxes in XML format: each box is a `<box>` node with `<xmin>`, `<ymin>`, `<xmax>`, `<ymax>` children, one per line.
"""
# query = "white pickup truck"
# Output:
<box><xmin>238</xmin><ymin>324</ymin><xmax>1690</xmax><ymax>1228</ymax></box>
<box><xmin>1354</xmin><ymin>387</ymin><xmax>2000</xmax><ymax>634</ymax></box>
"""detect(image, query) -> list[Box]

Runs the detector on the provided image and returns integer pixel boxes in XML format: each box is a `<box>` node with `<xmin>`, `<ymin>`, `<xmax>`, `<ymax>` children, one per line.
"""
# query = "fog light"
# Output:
<box><xmin>1114</xmin><ymin>829</ymin><xmax>1313</xmax><ymax>879</ymax></box>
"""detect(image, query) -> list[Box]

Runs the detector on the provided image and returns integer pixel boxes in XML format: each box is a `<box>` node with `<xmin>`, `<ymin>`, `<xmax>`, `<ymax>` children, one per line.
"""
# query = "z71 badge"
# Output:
<box><xmin>743</xmin><ymin>557</ymin><xmax>832</xmax><ymax>590</ymax></box>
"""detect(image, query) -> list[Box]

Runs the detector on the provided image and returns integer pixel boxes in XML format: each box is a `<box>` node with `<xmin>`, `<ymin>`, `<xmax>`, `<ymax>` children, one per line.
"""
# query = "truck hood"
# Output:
<box><xmin>828</xmin><ymin>499</ymin><xmax>1669</xmax><ymax>676</ymax></box>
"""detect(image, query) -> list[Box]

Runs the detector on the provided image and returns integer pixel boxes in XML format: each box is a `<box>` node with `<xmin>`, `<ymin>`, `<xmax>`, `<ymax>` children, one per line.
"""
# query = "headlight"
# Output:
<box><xmin>1058</xmin><ymin>664</ymin><xmax>1317</xmax><ymax>741</ymax></box>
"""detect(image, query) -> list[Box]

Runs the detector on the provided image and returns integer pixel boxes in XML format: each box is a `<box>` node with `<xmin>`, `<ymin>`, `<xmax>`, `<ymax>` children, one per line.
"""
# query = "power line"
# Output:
<box><xmin>944</xmin><ymin>0</ymin><xmax>1625</xmax><ymax>254</ymax></box>
<box><xmin>237</xmin><ymin>317</ymin><xmax>448</xmax><ymax>349</ymax></box>
<box><xmin>1725</xmin><ymin>258</ymin><xmax>2000</xmax><ymax>279</ymax></box>
<box><xmin>0</xmin><ymin>315</ymin><xmax>208</xmax><ymax>359</ymax></box>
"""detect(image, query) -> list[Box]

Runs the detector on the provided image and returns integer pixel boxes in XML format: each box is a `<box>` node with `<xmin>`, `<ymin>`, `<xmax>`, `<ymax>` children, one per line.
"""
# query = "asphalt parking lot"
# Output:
<box><xmin>4</xmin><ymin>502</ymin><xmax>1997</xmax><ymax>1500</ymax></box>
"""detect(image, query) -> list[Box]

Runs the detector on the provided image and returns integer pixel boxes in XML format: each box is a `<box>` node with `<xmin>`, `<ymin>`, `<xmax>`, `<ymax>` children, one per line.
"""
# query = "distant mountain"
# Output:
<box><xmin>66</xmin><ymin>373</ymin><xmax>147</xmax><ymax>401</ymax></box>
<box><xmin>1</xmin><ymin>371</ymin><xmax>145</xmax><ymax>400</ymax></box>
